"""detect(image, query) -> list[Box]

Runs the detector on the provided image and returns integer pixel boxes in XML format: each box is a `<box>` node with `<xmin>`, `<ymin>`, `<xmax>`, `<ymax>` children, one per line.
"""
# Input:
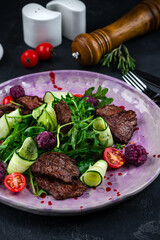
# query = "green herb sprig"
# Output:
<box><xmin>101</xmin><ymin>44</ymin><xmax>135</xmax><ymax>75</ymax></box>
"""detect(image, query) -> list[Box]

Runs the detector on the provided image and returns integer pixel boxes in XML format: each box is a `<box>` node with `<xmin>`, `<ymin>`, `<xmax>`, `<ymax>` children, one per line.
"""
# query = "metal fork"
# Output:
<box><xmin>122</xmin><ymin>71</ymin><xmax>160</xmax><ymax>104</ymax></box>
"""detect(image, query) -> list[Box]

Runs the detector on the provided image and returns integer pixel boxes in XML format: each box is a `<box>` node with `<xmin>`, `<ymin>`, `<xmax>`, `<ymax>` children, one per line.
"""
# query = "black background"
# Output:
<box><xmin>1</xmin><ymin>0</ymin><xmax>160</xmax><ymax>239</ymax></box>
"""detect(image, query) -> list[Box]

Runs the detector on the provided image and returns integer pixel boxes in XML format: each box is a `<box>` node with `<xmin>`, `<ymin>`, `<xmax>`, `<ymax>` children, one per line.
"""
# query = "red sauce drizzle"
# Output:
<box><xmin>153</xmin><ymin>155</ymin><xmax>156</xmax><ymax>157</ymax></box>
<box><xmin>117</xmin><ymin>192</ymin><xmax>121</xmax><ymax>196</ymax></box>
<box><xmin>136</xmin><ymin>127</ymin><xmax>139</xmax><ymax>130</ymax></box>
<box><xmin>49</xmin><ymin>71</ymin><xmax>62</xmax><ymax>91</ymax></box>
<box><xmin>118</xmin><ymin>173</ymin><xmax>122</xmax><ymax>176</ymax></box>
<box><xmin>57</xmin><ymin>87</ymin><xmax>62</xmax><ymax>90</ymax></box>
<box><xmin>106</xmin><ymin>187</ymin><xmax>111</xmax><ymax>192</ymax></box>
<box><xmin>107</xmin><ymin>177</ymin><xmax>110</xmax><ymax>180</ymax></box>
<box><xmin>48</xmin><ymin>201</ymin><xmax>52</xmax><ymax>206</ymax></box>
<box><xmin>109</xmin><ymin>197</ymin><xmax>112</xmax><ymax>200</ymax></box>
<box><xmin>108</xmin><ymin>182</ymin><xmax>112</xmax><ymax>185</ymax></box>
<box><xmin>93</xmin><ymin>187</ymin><xmax>96</xmax><ymax>190</ymax></box>
<box><xmin>158</xmin><ymin>154</ymin><xmax>160</xmax><ymax>158</ymax></box>
<box><xmin>114</xmin><ymin>189</ymin><xmax>117</xmax><ymax>192</ymax></box>
<box><xmin>119</xmin><ymin>106</ymin><xmax>125</xmax><ymax>110</ymax></box>
<box><xmin>80</xmin><ymin>206</ymin><xmax>83</xmax><ymax>209</ymax></box>
<box><xmin>110</xmin><ymin>174</ymin><xmax>113</xmax><ymax>177</ymax></box>
<box><xmin>104</xmin><ymin>176</ymin><xmax>106</xmax><ymax>179</ymax></box>
<box><xmin>49</xmin><ymin>72</ymin><xmax>55</xmax><ymax>84</ymax></box>
<box><xmin>41</xmin><ymin>193</ymin><xmax>46</xmax><ymax>198</ymax></box>
<box><xmin>74</xmin><ymin>197</ymin><xmax>78</xmax><ymax>200</ymax></box>
<box><xmin>41</xmin><ymin>201</ymin><xmax>44</xmax><ymax>204</ymax></box>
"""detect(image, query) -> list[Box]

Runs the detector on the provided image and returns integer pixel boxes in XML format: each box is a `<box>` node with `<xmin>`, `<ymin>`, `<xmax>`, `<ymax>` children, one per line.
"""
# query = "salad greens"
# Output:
<box><xmin>52</xmin><ymin>87</ymin><xmax>113</xmax><ymax>173</ymax></box>
<box><xmin>0</xmin><ymin>85</ymin><xmax>113</xmax><ymax>195</ymax></box>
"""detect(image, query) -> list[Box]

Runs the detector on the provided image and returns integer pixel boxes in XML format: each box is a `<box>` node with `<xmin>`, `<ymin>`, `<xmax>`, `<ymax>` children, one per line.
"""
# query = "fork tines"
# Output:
<box><xmin>122</xmin><ymin>71</ymin><xmax>147</xmax><ymax>92</ymax></box>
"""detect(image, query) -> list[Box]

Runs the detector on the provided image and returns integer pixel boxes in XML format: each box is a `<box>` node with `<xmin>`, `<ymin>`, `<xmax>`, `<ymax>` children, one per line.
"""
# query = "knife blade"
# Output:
<box><xmin>134</xmin><ymin>69</ymin><xmax>160</xmax><ymax>88</ymax></box>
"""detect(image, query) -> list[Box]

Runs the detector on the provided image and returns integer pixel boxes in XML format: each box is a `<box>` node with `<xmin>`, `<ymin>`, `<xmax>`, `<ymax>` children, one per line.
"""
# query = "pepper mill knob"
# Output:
<box><xmin>72</xmin><ymin>0</ymin><xmax>160</xmax><ymax>66</ymax></box>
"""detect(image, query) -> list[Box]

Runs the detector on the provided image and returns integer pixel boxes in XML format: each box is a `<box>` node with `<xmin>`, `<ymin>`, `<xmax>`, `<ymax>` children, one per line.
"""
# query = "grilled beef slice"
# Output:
<box><xmin>31</xmin><ymin>152</ymin><xmax>80</xmax><ymax>183</ymax></box>
<box><xmin>54</xmin><ymin>100</ymin><xmax>72</xmax><ymax>134</ymax></box>
<box><xmin>96</xmin><ymin>104</ymin><xmax>137</xmax><ymax>144</ymax></box>
<box><xmin>0</xmin><ymin>103</ymin><xmax>19</xmax><ymax>116</ymax></box>
<box><xmin>0</xmin><ymin>95</ymin><xmax>43</xmax><ymax>116</ymax></box>
<box><xmin>31</xmin><ymin>152</ymin><xmax>86</xmax><ymax>200</ymax></box>
<box><xmin>34</xmin><ymin>173</ymin><xmax>86</xmax><ymax>200</ymax></box>
<box><xmin>16</xmin><ymin>95</ymin><xmax>43</xmax><ymax>115</ymax></box>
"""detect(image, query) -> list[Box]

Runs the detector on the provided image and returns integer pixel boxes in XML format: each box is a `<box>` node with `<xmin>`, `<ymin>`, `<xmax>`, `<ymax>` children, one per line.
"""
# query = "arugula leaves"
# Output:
<box><xmin>84</xmin><ymin>86</ymin><xmax>113</xmax><ymax>107</ymax></box>
<box><xmin>53</xmin><ymin>86</ymin><xmax>112</xmax><ymax>173</ymax></box>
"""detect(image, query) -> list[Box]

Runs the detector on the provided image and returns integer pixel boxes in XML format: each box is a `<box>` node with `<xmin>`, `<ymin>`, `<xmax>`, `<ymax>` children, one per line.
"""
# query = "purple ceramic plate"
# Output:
<box><xmin>0</xmin><ymin>70</ymin><xmax>160</xmax><ymax>216</ymax></box>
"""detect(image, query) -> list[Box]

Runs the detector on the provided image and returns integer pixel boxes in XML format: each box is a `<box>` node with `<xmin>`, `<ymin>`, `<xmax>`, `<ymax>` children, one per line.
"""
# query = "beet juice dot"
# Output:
<box><xmin>48</xmin><ymin>201</ymin><xmax>52</xmax><ymax>206</ymax></box>
<box><xmin>106</xmin><ymin>187</ymin><xmax>111</xmax><ymax>192</ymax></box>
<box><xmin>118</xmin><ymin>173</ymin><xmax>122</xmax><ymax>176</ymax></box>
<box><xmin>108</xmin><ymin>182</ymin><xmax>112</xmax><ymax>185</ymax></box>
<box><xmin>41</xmin><ymin>193</ymin><xmax>46</xmax><ymax>198</ymax></box>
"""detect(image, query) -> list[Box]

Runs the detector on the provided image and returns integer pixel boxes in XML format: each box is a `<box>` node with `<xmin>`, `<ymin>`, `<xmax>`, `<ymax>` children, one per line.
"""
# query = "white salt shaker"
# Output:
<box><xmin>22</xmin><ymin>3</ymin><xmax>62</xmax><ymax>48</ymax></box>
<box><xmin>46</xmin><ymin>0</ymin><xmax>86</xmax><ymax>40</ymax></box>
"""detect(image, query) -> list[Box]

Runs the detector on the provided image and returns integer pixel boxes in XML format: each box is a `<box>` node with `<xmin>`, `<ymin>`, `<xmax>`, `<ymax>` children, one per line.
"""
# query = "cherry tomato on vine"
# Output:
<box><xmin>21</xmin><ymin>50</ymin><xmax>39</xmax><ymax>68</ymax></box>
<box><xmin>4</xmin><ymin>173</ymin><xmax>26</xmax><ymax>193</ymax></box>
<box><xmin>103</xmin><ymin>147</ymin><xmax>125</xmax><ymax>168</ymax></box>
<box><xmin>2</xmin><ymin>96</ymin><xmax>14</xmax><ymax>104</ymax></box>
<box><xmin>35</xmin><ymin>43</ymin><xmax>55</xmax><ymax>60</ymax></box>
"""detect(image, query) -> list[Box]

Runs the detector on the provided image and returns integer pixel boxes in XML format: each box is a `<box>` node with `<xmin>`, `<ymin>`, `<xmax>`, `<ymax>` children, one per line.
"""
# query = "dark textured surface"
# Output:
<box><xmin>1</xmin><ymin>0</ymin><xmax>160</xmax><ymax>239</ymax></box>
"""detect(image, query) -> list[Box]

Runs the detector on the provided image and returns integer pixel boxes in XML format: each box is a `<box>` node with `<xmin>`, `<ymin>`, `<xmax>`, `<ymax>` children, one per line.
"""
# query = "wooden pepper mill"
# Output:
<box><xmin>72</xmin><ymin>0</ymin><xmax>160</xmax><ymax>66</ymax></box>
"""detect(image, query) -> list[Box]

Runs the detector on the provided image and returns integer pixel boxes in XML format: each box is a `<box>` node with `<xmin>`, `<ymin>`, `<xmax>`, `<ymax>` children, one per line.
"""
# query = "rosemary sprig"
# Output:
<box><xmin>101</xmin><ymin>44</ymin><xmax>136</xmax><ymax>75</ymax></box>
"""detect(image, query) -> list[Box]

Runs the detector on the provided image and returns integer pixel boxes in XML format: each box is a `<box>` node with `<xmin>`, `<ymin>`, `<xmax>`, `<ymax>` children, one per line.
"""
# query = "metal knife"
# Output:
<box><xmin>134</xmin><ymin>69</ymin><xmax>160</xmax><ymax>88</ymax></box>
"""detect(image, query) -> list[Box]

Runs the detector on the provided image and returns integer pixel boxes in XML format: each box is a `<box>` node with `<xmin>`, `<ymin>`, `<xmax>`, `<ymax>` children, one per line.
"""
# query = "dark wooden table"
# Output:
<box><xmin>1</xmin><ymin>0</ymin><xmax>160</xmax><ymax>239</ymax></box>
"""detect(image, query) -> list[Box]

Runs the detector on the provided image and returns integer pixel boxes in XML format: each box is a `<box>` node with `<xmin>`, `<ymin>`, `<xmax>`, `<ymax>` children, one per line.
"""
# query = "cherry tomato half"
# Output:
<box><xmin>4</xmin><ymin>173</ymin><xmax>26</xmax><ymax>193</ymax></box>
<box><xmin>2</xmin><ymin>96</ymin><xmax>14</xmax><ymax>104</ymax></box>
<box><xmin>73</xmin><ymin>94</ymin><xmax>83</xmax><ymax>97</ymax></box>
<box><xmin>103</xmin><ymin>147</ymin><xmax>125</xmax><ymax>168</ymax></box>
<box><xmin>35</xmin><ymin>43</ymin><xmax>55</xmax><ymax>60</ymax></box>
<box><xmin>21</xmin><ymin>50</ymin><xmax>39</xmax><ymax>68</ymax></box>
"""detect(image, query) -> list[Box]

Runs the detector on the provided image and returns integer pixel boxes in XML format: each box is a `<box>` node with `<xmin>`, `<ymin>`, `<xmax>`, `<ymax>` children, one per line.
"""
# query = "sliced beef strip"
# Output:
<box><xmin>0</xmin><ymin>103</ymin><xmax>19</xmax><ymax>116</ymax></box>
<box><xmin>0</xmin><ymin>95</ymin><xmax>43</xmax><ymax>116</ymax></box>
<box><xmin>34</xmin><ymin>173</ymin><xmax>87</xmax><ymax>200</ymax></box>
<box><xmin>54</xmin><ymin>100</ymin><xmax>72</xmax><ymax>134</ymax></box>
<box><xmin>16</xmin><ymin>95</ymin><xmax>43</xmax><ymax>115</ymax></box>
<box><xmin>96</xmin><ymin>104</ymin><xmax>137</xmax><ymax>144</ymax></box>
<box><xmin>31</xmin><ymin>152</ymin><xmax>80</xmax><ymax>183</ymax></box>
<box><xmin>96</xmin><ymin>104</ymin><xmax>124</xmax><ymax>117</ymax></box>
